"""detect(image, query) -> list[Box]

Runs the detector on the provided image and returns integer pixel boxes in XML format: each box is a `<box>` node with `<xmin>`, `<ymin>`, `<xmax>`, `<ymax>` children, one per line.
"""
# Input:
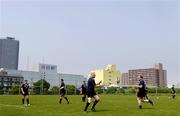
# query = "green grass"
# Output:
<box><xmin>0</xmin><ymin>95</ymin><xmax>179</xmax><ymax>116</ymax></box>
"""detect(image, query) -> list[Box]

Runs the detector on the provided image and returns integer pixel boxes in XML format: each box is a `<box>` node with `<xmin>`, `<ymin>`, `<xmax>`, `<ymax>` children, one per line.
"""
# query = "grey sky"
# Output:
<box><xmin>0</xmin><ymin>0</ymin><xmax>179</xmax><ymax>85</ymax></box>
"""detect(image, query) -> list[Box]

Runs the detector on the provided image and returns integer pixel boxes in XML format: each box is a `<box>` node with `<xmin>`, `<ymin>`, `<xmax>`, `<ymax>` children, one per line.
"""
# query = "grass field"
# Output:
<box><xmin>0</xmin><ymin>95</ymin><xmax>179</xmax><ymax>116</ymax></box>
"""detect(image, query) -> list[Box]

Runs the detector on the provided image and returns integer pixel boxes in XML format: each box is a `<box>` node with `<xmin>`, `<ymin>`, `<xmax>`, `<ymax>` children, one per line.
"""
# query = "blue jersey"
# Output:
<box><xmin>21</xmin><ymin>83</ymin><xmax>29</xmax><ymax>93</ymax></box>
<box><xmin>171</xmin><ymin>87</ymin><xmax>176</xmax><ymax>93</ymax></box>
<box><xmin>138</xmin><ymin>80</ymin><xmax>146</xmax><ymax>91</ymax></box>
<box><xmin>87</xmin><ymin>77</ymin><xmax>96</xmax><ymax>92</ymax></box>
<box><xmin>81</xmin><ymin>83</ymin><xmax>87</xmax><ymax>93</ymax></box>
<box><xmin>60</xmin><ymin>82</ymin><xmax>66</xmax><ymax>91</ymax></box>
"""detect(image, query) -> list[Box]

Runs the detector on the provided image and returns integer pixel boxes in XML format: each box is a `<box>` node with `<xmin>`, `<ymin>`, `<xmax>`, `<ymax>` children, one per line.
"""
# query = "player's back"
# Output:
<box><xmin>87</xmin><ymin>78</ymin><xmax>95</xmax><ymax>92</ymax></box>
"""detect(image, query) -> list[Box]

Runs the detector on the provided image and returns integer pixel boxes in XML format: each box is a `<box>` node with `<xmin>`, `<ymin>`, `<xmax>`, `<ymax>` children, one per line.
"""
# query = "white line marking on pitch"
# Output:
<box><xmin>0</xmin><ymin>104</ymin><xmax>26</xmax><ymax>109</ymax></box>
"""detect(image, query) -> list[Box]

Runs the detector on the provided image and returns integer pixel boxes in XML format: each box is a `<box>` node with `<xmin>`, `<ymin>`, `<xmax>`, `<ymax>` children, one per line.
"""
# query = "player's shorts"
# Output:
<box><xmin>60</xmin><ymin>90</ymin><xmax>66</xmax><ymax>95</ymax></box>
<box><xmin>21</xmin><ymin>92</ymin><xmax>29</xmax><ymax>96</ymax></box>
<box><xmin>137</xmin><ymin>91</ymin><xmax>146</xmax><ymax>98</ymax></box>
<box><xmin>86</xmin><ymin>91</ymin><xmax>97</xmax><ymax>97</ymax></box>
<box><xmin>82</xmin><ymin>90</ymin><xmax>86</xmax><ymax>95</ymax></box>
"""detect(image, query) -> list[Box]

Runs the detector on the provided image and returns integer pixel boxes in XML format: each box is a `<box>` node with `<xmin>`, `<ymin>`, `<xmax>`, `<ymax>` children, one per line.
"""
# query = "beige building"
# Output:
<box><xmin>121</xmin><ymin>63</ymin><xmax>167</xmax><ymax>88</ymax></box>
<box><xmin>91</xmin><ymin>64</ymin><xmax>121</xmax><ymax>86</ymax></box>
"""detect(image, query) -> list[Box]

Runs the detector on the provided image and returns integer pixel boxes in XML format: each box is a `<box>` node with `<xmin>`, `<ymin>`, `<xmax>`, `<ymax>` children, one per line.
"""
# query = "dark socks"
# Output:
<box><xmin>91</xmin><ymin>100</ymin><xmax>98</xmax><ymax>110</ymax></box>
<box><xmin>59</xmin><ymin>98</ymin><xmax>62</xmax><ymax>104</ymax></box>
<box><xmin>149</xmin><ymin>99</ymin><xmax>153</xmax><ymax>106</ymax></box>
<box><xmin>173</xmin><ymin>95</ymin><xmax>175</xmax><ymax>99</ymax></box>
<box><xmin>84</xmin><ymin>103</ymin><xmax>90</xmax><ymax>111</ymax></box>
<box><xmin>65</xmin><ymin>97</ymin><xmax>69</xmax><ymax>104</ymax></box>
<box><xmin>82</xmin><ymin>96</ymin><xmax>86</xmax><ymax>102</ymax></box>
<box><xmin>22</xmin><ymin>98</ymin><xmax>24</xmax><ymax>104</ymax></box>
<box><xmin>139</xmin><ymin>105</ymin><xmax>142</xmax><ymax>109</ymax></box>
<box><xmin>27</xmin><ymin>99</ymin><xmax>29</xmax><ymax>104</ymax></box>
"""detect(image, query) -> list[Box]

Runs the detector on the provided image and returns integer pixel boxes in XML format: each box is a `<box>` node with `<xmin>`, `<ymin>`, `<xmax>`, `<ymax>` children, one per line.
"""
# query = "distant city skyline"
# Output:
<box><xmin>0</xmin><ymin>0</ymin><xmax>179</xmax><ymax>85</ymax></box>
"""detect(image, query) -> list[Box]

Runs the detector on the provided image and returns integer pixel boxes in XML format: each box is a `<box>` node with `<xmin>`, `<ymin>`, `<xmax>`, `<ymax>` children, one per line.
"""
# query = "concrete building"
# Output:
<box><xmin>7</xmin><ymin>64</ymin><xmax>86</xmax><ymax>87</ymax></box>
<box><xmin>91</xmin><ymin>64</ymin><xmax>121</xmax><ymax>86</ymax></box>
<box><xmin>121</xmin><ymin>63</ymin><xmax>167</xmax><ymax>88</ymax></box>
<box><xmin>0</xmin><ymin>37</ymin><xmax>19</xmax><ymax>70</ymax></box>
<box><xmin>121</xmin><ymin>73</ymin><xmax>129</xmax><ymax>85</ymax></box>
<box><xmin>0</xmin><ymin>68</ymin><xmax>24</xmax><ymax>91</ymax></box>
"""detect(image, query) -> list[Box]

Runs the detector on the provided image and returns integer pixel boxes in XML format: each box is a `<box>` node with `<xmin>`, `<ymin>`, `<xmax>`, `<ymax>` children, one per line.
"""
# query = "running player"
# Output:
<box><xmin>21</xmin><ymin>80</ymin><xmax>30</xmax><ymax>106</ymax></box>
<box><xmin>171</xmin><ymin>85</ymin><xmax>176</xmax><ymax>99</ymax></box>
<box><xmin>84</xmin><ymin>72</ymin><xmax>102</xmax><ymax>113</ymax></box>
<box><xmin>136</xmin><ymin>75</ymin><xmax>153</xmax><ymax>109</ymax></box>
<box><xmin>81</xmin><ymin>81</ymin><xmax>87</xmax><ymax>102</ymax></box>
<box><xmin>59</xmin><ymin>79</ymin><xmax>69</xmax><ymax>104</ymax></box>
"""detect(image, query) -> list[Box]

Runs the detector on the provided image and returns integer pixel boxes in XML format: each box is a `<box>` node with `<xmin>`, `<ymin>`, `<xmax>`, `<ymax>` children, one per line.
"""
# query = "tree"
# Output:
<box><xmin>106</xmin><ymin>87</ymin><xmax>117</xmax><ymax>94</ymax></box>
<box><xmin>51</xmin><ymin>86</ymin><xmax>59</xmax><ymax>95</ymax></box>
<box><xmin>96</xmin><ymin>87</ymin><xmax>103</xmax><ymax>94</ymax></box>
<box><xmin>33</xmin><ymin>79</ymin><xmax>50</xmax><ymax>94</ymax></box>
<box><xmin>10</xmin><ymin>84</ymin><xmax>20</xmax><ymax>95</ymax></box>
<box><xmin>66</xmin><ymin>85</ymin><xmax>76</xmax><ymax>95</ymax></box>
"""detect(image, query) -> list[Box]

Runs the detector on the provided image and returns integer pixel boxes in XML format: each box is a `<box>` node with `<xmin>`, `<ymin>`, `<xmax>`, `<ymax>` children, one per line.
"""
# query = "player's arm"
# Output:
<box><xmin>96</xmin><ymin>80</ymin><xmax>102</xmax><ymax>86</ymax></box>
<box><xmin>21</xmin><ymin>87</ymin><xmax>24</xmax><ymax>94</ymax></box>
<box><xmin>60</xmin><ymin>84</ymin><xmax>65</xmax><ymax>90</ymax></box>
<box><xmin>137</xmin><ymin>85</ymin><xmax>143</xmax><ymax>88</ymax></box>
<box><xmin>28</xmin><ymin>86</ymin><xmax>30</xmax><ymax>95</ymax></box>
<box><xmin>133</xmin><ymin>85</ymin><xmax>142</xmax><ymax>89</ymax></box>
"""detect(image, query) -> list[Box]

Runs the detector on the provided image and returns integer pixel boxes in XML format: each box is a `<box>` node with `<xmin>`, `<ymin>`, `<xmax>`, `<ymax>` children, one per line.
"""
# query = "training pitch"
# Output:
<box><xmin>0</xmin><ymin>95</ymin><xmax>179</xmax><ymax>116</ymax></box>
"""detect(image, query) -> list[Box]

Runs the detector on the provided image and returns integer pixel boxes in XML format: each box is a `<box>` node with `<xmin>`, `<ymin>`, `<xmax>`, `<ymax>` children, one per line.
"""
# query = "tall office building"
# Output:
<box><xmin>121</xmin><ymin>63</ymin><xmax>167</xmax><ymax>88</ymax></box>
<box><xmin>0</xmin><ymin>37</ymin><xmax>19</xmax><ymax>70</ymax></box>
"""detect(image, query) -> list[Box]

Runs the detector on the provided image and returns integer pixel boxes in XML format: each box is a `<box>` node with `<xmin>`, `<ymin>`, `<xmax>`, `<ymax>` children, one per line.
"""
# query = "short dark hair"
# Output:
<box><xmin>140</xmin><ymin>75</ymin><xmax>143</xmax><ymax>79</ymax></box>
<box><xmin>61</xmin><ymin>79</ymin><xmax>64</xmax><ymax>81</ymax></box>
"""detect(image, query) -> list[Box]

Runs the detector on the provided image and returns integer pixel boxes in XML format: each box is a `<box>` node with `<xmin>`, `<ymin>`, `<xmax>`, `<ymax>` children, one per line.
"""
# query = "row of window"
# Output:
<box><xmin>41</xmin><ymin>65</ymin><xmax>56</xmax><ymax>70</ymax></box>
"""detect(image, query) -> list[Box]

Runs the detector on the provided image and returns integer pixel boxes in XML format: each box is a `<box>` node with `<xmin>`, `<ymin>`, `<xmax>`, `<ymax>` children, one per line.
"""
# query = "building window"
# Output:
<box><xmin>51</xmin><ymin>66</ymin><xmax>55</xmax><ymax>70</ymax></box>
<box><xmin>41</xmin><ymin>65</ymin><xmax>45</xmax><ymax>70</ymax></box>
<box><xmin>46</xmin><ymin>66</ymin><xmax>50</xmax><ymax>70</ymax></box>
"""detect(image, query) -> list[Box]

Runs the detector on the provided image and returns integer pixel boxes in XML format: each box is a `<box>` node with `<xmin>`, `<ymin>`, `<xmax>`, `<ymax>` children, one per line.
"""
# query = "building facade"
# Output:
<box><xmin>121</xmin><ymin>63</ymin><xmax>167</xmax><ymax>88</ymax></box>
<box><xmin>7</xmin><ymin>64</ymin><xmax>86</xmax><ymax>87</ymax></box>
<box><xmin>0</xmin><ymin>69</ymin><xmax>24</xmax><ymax>91</ymax></box>
<box><xmin>0</xmin><ymin>37</ymin><xmax>19</xmax><ymax>70</ymax></box>
<box><xmin>91</xmin><ymin>64</ymin><xmax>121</xmax><ymax>86</ymax></box>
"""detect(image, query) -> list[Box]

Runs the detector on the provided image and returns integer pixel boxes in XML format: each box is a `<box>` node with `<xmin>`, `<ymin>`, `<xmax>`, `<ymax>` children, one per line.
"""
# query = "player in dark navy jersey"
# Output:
<box><xmin>171</xmin><ymin>85</ymin><xmax>176</xmax><ymax>99</ymax></box>
<box><xmin>81</xmin><ymin>81</ymin><xmax>87</xmax><ymax>102</ymax></box>
<box><xmin>84</xmin><ymin>72</ymin><xmax>102</xmax><ymax>113</ymax></box>
<box><xmin>21</xmin><ymin>80</ymin><xmax>30</xmax><ymax>106</ymax></box>
<box><xmin>59</xmin><ymin>79</ymin><xmax>69</xmax><ymax>104</ymax></box>
<box><xmin>136</xmin><ymin>75</ymin><xmax>153</xmax><ymax>109</ymax></box>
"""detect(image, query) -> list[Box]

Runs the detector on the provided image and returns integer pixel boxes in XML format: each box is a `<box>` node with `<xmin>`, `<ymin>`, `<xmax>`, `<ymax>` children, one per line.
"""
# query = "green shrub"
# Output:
<box><xmin>106</xmin><ymin>87</ymin><xmax>117</xmax><ymax>94</ymax></box>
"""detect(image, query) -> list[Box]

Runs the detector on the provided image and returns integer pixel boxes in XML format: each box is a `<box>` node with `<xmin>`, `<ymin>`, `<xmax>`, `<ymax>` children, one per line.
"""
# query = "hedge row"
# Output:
<box><xmin>96</xmin><ymin>87</ymin><xmax>180</xmax><ymax>94</ymax></box>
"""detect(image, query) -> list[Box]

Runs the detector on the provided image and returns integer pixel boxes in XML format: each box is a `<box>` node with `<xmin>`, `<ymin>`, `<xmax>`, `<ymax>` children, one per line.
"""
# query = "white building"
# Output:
<box><xmin>7</xmin><ymin>64</ymin><xmax>86</xmax><ymax>87</ymax></box>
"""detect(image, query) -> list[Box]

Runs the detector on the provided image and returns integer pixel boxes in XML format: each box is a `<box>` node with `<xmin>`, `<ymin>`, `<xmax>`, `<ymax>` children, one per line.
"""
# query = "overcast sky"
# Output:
<box><xmin>0</xmin><ymin>0</ymin><xmax>179</xmax><ymax>85</ymax></box>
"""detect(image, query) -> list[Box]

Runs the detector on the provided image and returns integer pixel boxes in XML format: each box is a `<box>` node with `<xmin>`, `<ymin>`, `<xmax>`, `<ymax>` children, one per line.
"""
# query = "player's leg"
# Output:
<box><xmin>84</xmin><ymin>94</ymin><xmax>87</xmax><ymax>102</ymax></box>
<box><xmin>137</xmin><ymin>97</ymin><xmax>143</xmax><ymax>109</ymax></box>
<box><xmin>137</xmin><ymin>92</ymin><xmax>143</xmax><ymax>109</ymax></box>
<box><xmin>82</xmin><ymin>94</ymin><xmax>86</xmax><ymax>102</ymax></box>
<box><xmin>84</xmin><ymin>97</ymin><xmax>91</xmax><ymax>112</ymax></box>
<box><xmin>143</xmin><ymin>94</ymin><xmax>153</xmax><ymax>106</ymax></box>
<box><xmin>22</xmin><ymin>95</ymin><xmax>25</xmax><ymax>104</ymax></box>
<box><xmin>26</xmin><ymin>95</ymin><xmax>30</xmax><ymax>105</ymax></box>
<box><xmin>59</xmin><ymin>94</ymin><xmax>63</xmax><ymax>104</ymax></box>
<box><xmin>91</xmin><ymin>95</ymin><xmax>100</xmax><ymax>112</ymax></box>
<box><xmin>64</xmin><ymin>94</ymin><xmax>69</xmax><ymax>104</ymax></box>
<box><xmin>173</xmin><ymin>93</ymin><xmax>176</xmax><ymax>99</ymax></box>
